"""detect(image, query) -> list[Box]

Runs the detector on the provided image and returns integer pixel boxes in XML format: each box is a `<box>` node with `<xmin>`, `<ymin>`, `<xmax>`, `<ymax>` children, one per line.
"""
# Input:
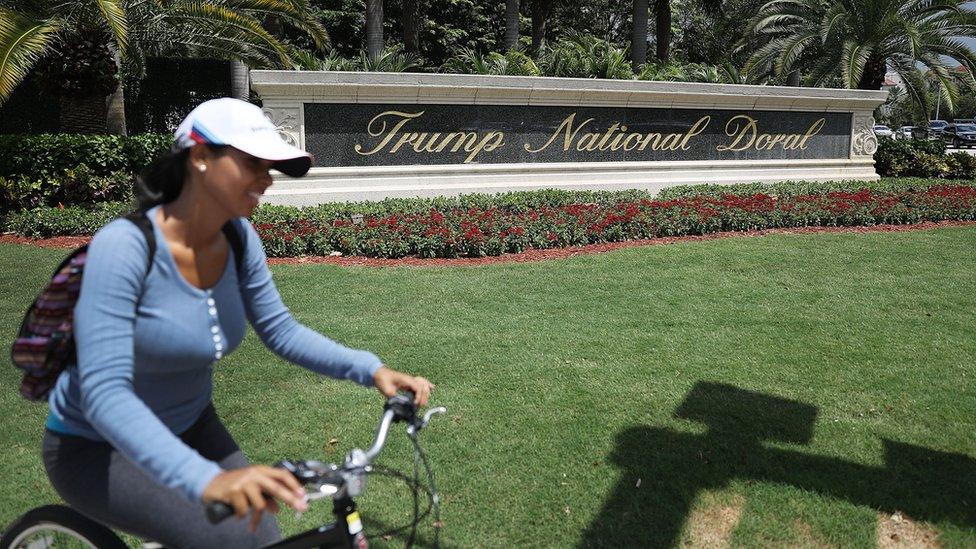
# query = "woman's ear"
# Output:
<box><xmin>187</xmin><ymin>143</ymin><xmax>210</xmax><ymax>173</ymax></box>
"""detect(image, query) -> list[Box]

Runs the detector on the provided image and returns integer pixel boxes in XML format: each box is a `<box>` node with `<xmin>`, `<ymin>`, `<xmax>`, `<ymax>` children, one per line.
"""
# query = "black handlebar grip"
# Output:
<box><xmin>206</xmin><ymin>501</ymin><xmax>235</xmax><ymax>524</ymax></box>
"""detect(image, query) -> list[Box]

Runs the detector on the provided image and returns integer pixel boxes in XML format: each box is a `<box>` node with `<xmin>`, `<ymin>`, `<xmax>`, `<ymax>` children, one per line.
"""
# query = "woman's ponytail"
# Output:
<box><xmin>134</xmin><ymin>149</ymin><xmax>190</xmax><ymax>211</ymax></box>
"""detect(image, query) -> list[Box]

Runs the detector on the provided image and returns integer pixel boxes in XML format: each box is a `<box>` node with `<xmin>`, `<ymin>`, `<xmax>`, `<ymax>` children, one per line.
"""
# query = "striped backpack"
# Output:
<box><xmin>11</xmin><ymin>212</ymin><xmax>244</xmax><ymax>401</ymax></box>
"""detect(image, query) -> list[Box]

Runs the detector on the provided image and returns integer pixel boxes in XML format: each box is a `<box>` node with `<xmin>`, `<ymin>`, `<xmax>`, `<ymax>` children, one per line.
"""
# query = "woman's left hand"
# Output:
<box><xmin>373</xmin><ymin>366</ymin><xmax>434</xmax><ymax>406</ymax></box>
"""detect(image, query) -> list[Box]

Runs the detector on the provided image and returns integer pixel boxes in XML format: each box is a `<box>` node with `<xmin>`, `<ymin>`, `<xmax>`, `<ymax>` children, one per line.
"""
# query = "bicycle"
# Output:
<box><xmin>2</xmin><ymin>393</ymin><xmax>446</xmax><ymax>549</ymax></box>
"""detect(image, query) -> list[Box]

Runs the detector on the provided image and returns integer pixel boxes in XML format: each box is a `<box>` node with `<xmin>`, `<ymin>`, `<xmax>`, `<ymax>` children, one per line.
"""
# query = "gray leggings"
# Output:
<box><xmin>42</xmin><ymin>404</ymin><xmax>281</xmax><ymax>549</ymax></box>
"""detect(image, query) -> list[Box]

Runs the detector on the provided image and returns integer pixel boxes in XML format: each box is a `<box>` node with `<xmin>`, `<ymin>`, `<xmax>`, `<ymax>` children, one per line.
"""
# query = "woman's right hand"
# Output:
<box><xmin>202</xmin><ymin>465</ymin><xmax>308</xmax><ymax>532</ymax></box>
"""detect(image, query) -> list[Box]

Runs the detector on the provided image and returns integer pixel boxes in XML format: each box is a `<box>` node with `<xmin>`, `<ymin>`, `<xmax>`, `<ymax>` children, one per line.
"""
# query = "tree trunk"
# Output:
<box><xmin>632</xmin><ymin>0</ymin><xmax>648</xmax><ymax>70</ymax></box>
<box><xmin>367</xmin><ymin>0</ymin><xmax>384</xmax><ymax>61</ymax></box>
<box><xmin>230</xmin><ymin>61</ymin><xmax>250</xmax><ymax>101</ymax></box>
<box><xmin>106</xmin><ymin>47</ymin><xmax>127</xmax><ymax>135</ymax></box>
<box><xmin>787</xmin><ymin>69</ymin><xmax>800</xmax><ymax>87</ymax></box>
<box><xmin>505</xmin><ymin>0</ymin><xmax>520</xmax><ymax>50</ymax></box>
<box><xmin>531</xmin><ymin>0</ymin><xmax>553</xmax><ymax>53</ymax></box>
<box><xmin>60</xmin><ymin>95</ymin><xmax>108</xmax><ymax>134</ymax></box>
<box><xmin>857</xmin><ymin>55</ymin><xmax>887</xmax><ymax>90</ymax></box>
<box><xmin>654</xmin><ymin>0</ymin><xmax>671</xmax><ymax>63</ymax></box>
<box><xmin>403</xmin><ymin>0</ymin><xmax>420</xmax><ymax>53</ymax></box>
<box><xmin>265</xmin><ymin>15</ymin><xmax>284</xmax><ymax>37</ymax></box>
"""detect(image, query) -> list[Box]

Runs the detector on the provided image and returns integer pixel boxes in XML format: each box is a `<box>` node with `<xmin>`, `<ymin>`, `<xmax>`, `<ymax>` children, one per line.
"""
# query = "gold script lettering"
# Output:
<box><xmin>716</xmin><ymin>115</ymin><xmax>758</xmax><ymax>152</ymax></box>
<box><xmin>678</xmin><ymin>117</ymin><xmax>710</xmax><ymax>150</ymax></box>
<box><xmin>354</xmin><ymin>111</ymin><xmax>425</xmax><ymax>156</ymax></box>
<box><xmin>524</xmin><ymin>113</ymin><xmax>595</xmax><ymax>153</ymax></box>
<box><xmin>716</xmin><ymin>115</ymin><xmax>827</xmax><ymax>152</ymax></box>
<box><xmin>463</xmin><ymin>132</ymin><xmax>506</xmax><ymax>163</ymax></box>
<box><xmin>798</xmin><ymin>118</ymin><xmax>826</xmax><ymax>149</ymax></box>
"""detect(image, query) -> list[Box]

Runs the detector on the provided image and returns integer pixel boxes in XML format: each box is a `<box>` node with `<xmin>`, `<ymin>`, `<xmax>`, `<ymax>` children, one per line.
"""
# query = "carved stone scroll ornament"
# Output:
<box><xmin>262</xmin><ymin>107</ymin><xmax>301</xmax><ymax>148</ymax></box>
<box><xmin>851</xmin><ymin>115</ymin><xmax>878</xmax><ymax>157</ymax></box>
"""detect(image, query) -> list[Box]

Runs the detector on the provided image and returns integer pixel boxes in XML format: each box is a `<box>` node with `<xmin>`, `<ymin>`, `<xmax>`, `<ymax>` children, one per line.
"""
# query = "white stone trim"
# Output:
<box><xmin>261</xmin><ymin>104</ymin><xmax>303</xmax><ymax>148</ymax></box>
<box><xmin>263</xmin><ymin>158</ymin><xmax>879</xmax><ymax>206</ymax></box>
<box><xmin>251</xmin><ymin>71</ymin><xmax>889</xmax><ymax>205</ymax></box>
<box><xmin>851</xmin><ymin>113</ymin><xmax>879</xmax><ymax>158</ymax></box>
<box><xmin>251</xmin><ymin>71</ymin><xmax>888</xmax><ymax>112</ymax></box>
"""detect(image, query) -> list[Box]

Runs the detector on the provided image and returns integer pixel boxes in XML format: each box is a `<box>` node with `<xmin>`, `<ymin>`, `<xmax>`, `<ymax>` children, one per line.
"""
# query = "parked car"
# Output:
<box><xmin>943</xmin><ymin>123</ymin><xmax>976</xmax><ymax>148</ymax></box>
<box><xmin>873</xmin><ymin>124</ymin><xmax>893</xmax><ymax>138</ymax></box>
<box><xmin>929</xmin><ymin>119</ymin><xmax>949</xmax><ymax>138</ymax></box>
<box><xmin>896</xmin><ymin>126</ymin><xmax>915</xmax><ymax>139</ymax></box>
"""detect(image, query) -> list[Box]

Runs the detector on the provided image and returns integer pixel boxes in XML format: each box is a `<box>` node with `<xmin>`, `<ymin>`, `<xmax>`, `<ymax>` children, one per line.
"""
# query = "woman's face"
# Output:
<box><xmin>199</xmin><ymin>146</ymin><xmax>275</xmax><ymax>217</ymax></box>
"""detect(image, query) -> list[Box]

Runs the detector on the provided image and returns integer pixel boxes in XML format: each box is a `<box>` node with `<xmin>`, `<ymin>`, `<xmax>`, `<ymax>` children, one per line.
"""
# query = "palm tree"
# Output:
<box><xmin>505</xmin><ymin>0</ymin><xmax>519</xmax><ymax>50</ymax></box>
<box><xmin>653</xmin><ymin>0</ymin><xmax>671</xmax><ymax>63</ymax></box>
<box><xmin>1</xmin><ymin>0</ymin><xmax>328</xmax><ymax>132</ymax></box>
<box><xmin>632</xmin><ymin>0</ymin><xmax>649</xmax><ymax>69</ymax></box>
<box><xmin>402</xmin><ymin>0</ymin><xmax>420</xmax><ymax>53</ymax></box>
<box><xmin>366</xmin><ymin>0</ymin><xmax>384</xmax><ymax>61</ymax></box>
<box><xmin>531</xmin><ymin>0</ymin><xmax>555</xmax><ymax>52</ymax></box>
<box><xmin>741</xmin><ymin>0</ymin><xmax>976</xmax><ymax>113</ymax></box>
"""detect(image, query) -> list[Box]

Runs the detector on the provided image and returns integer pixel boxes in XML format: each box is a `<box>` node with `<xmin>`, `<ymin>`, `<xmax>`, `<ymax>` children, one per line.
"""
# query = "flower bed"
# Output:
<box><xmin>254</xmin><ymin>185</ymin><xmax>976</xmax><ymax>258</ymax></box>
<box><xmin>4</xmin><ymin>181</ymin><xmax>975</xmax><ymax>259</ymax></box>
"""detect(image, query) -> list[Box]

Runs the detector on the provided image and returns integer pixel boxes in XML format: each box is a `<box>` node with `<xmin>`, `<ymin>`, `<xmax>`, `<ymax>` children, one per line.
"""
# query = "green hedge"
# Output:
<box><xmin>0</xmin><ymin>133</ymin><xmax>170</xmax><ymax>211</ymax></box>
<box><xmin>1</xmin><ymin>201</ymin><xmax>132</xmax><ymax>237</ymax></box>
<box><xmin>874</xmin><ymin>138</ymin><xmax>976</xmax><ymax>179</ymax></box>
<box><xmin>656</xmin><ymin>177</ymin><xmax>962</xmax><ymax>200</ymax></box>
<box><xmin>1</xmin><ymin>170</ymin><xmax>135</xmax><ymax>211</ymax></box>
<box><xmin>4</xmin><ymin>179</ymin><xmax>974</xmax><ymax>251</ymax></box>
<box><xmin>0</xmin><ymin>134</ymin><xmax>172</xmax><ymax>179</ymax></box>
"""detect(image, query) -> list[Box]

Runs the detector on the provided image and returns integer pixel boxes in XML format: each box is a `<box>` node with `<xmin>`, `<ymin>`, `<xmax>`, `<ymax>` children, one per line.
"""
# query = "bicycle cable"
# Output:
<box><xmin>362</xmin><ymin>464</ymin><xmax>436</xmax><ymax>548</ymax></box>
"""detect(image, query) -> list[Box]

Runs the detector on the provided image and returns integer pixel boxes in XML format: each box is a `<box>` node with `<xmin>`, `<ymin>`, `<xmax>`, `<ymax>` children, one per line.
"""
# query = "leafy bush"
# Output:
<box><xmin>7</xmin><ymin>180</ymin><xmax>975</xmax><ymax>259</ymax></box>
<box><xmin>2</xmin><ymin>202</ymin><xmax>132</xmax><ymax>237</ymax></box>
<box><xmin>874</xmin><ymin>138</ymin><xmax>956</xmax><ymax>178</ymax></box>
<box><xmin>442</xmin><ymin>48</ymin><xmax>541</xmax><ymax>76</ymax></box>
<box><xmin>1</xmin><ymin>170</ymin><xmax>134</xmax><ymax>210</ymax></box>
<box><xmin>0</xmin><ymin>133</ymin><xmax>172</xmax><ymax>179</ymax></box>
<box><xmin>0</xmin><ymin>133</ymin><xmax>169</xmax><ymax>211</ymax></box>
<box><xmin>656</xmin><ymin>177</ymin><xmax>961</xmax><ymax>200</ymax></box>
<box><xmin>538</xmin><ymin>34</ymin><xmax>633</xmax><ymax>79</ymax></box>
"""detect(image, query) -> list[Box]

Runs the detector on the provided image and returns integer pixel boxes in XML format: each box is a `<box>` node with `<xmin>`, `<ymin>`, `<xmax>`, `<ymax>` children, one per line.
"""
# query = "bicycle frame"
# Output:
<box><xmin>264</xmin><ymin>496</ymin><xmax>366</xmax><ymax>549</ymax></box>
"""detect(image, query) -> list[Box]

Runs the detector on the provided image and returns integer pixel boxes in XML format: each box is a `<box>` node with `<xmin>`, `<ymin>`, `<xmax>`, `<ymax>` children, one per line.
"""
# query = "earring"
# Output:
<box><xmin>198</xmin><ymin>164</ymin><xmax>207</xmax><ymax>173</ymax></box>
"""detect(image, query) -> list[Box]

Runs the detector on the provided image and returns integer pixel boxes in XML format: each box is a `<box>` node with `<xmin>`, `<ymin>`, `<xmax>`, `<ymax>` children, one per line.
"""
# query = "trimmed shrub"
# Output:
<box><xmin>0</xmin><ymin>133</ymin><xmax>169</xmax><ymax>211</ymax></box>
<box><xmin>2</xmin><ymin>202</ymin><xmax>132</xmax><ymax>237</ymax></box>
<box><xmin>1</xmin><ymin>170</ymin><xmax>134</xmax><ymax>211</ymax></box>
<box><xmin>874</xmin><ymin>138</ymin><xmax>958</xmax><ymax>178</ymax></box>
<box><xmin>0</xmin><ymin>133</ymin><xmax>171</xmax><ymax>179</ymax></box>
<box><xmin>5</xmin><ymin>180</ymin><xmax>975</xmax><ymax>259</ymax></box>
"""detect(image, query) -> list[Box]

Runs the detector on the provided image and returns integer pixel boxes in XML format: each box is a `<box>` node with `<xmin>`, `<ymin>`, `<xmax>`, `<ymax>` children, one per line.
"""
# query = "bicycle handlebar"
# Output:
<box><xmin>205</xmin><ymin>392</ymin><xmax>444</xmax><ymax>525</ymax></box>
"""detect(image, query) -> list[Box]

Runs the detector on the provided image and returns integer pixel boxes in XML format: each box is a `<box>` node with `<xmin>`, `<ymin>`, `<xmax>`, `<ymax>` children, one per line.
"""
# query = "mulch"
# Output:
<box><xmin>2</xmin><ymin>220</ymin><xmax>974</xmax><ymax>268</ymax></box>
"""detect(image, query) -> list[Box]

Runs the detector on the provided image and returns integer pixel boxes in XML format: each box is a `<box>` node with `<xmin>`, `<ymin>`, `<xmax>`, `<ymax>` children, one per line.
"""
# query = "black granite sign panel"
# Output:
<box><xmin>304</xmin><ymin>103</ymin><xmax>852</xmax><ymax>167</ymax></box>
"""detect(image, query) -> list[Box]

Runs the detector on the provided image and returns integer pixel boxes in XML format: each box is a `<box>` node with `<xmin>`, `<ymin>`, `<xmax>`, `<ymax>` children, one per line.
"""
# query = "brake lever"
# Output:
<box><xmin>408</xmin><ymin>406</ymin><xmax>447</xmax><ymax>434</ymax></box>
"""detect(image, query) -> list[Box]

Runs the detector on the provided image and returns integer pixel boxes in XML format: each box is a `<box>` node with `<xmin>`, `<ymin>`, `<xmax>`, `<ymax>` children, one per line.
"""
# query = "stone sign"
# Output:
<box><xmin>305</xmin><ymin>104</ymin><xmax>852</xmax><ymax>166</ymax></box>
<box><xmin>251</xmin><ymin>71</ymin><xmax>888</xmax><ymax>206</ymax></box>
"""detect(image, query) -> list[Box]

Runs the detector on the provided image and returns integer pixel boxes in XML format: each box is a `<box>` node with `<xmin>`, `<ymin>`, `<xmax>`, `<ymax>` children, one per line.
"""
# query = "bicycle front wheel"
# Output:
<box><xmin>1</xmin><ymin>505</ymin><xmax>126</xmax><ymax>549</ymax></box>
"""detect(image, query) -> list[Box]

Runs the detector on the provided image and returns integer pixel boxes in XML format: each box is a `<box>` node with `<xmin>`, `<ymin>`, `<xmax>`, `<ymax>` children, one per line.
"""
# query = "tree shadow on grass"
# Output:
<box><xmin>579</xmin><ymin>382</ymin><xmax>976</xmax><ymax>548</ymax></box>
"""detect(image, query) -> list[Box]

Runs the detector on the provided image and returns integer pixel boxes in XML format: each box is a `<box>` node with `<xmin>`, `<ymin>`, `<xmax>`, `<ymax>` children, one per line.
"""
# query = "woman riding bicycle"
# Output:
<box><xmin>41</xmin><ymin>98</ymin><xmax>433</xmax><ymax>548</ymax></box>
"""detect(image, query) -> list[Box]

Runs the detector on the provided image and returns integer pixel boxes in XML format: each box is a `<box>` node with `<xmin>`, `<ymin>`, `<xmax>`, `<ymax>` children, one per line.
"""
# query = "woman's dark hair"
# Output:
<box><xmin>134</xmin><ymin>149</ymin><xmax>190</xmax><ymax>211</ymax></box>
<box><xmin>134</xmin><ymin>145</ymin><xmax>230</xmax><ymax>211</ymax></box>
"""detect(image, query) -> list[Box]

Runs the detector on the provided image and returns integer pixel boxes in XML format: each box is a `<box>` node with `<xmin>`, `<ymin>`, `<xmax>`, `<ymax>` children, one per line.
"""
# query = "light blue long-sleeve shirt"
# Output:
<box><xmin>46</xmin><ymin>205</ymin><xmax>383</xmax><ymax>502</ymax></box>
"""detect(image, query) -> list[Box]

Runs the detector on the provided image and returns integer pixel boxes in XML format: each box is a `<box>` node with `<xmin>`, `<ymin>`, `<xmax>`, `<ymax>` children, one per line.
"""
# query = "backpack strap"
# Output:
<box><xmin>221</xmin><ymin>219</ymin><xmax>246</xmax><ymax>277</ymax></box>
<box><xmin>124</xmin><ymin>211</ymin><xmax>245</xmax><ymax>279</ymax></box>
<box><xmin>124</xmin><ymin>212</ymin><xmax>157</xmax><ymax>277</ymax></box>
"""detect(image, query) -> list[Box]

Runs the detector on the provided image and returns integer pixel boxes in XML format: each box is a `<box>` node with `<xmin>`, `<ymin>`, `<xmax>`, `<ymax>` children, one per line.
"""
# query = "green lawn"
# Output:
<box><xmin>1</xmin><ymin>227</ymin><xmax>975</xmax><ymax>548</ymax></box>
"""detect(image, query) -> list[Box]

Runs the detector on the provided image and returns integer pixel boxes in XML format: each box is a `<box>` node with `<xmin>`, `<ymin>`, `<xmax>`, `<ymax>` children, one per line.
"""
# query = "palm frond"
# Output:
<box><xmin>0</xmin><ymin>8</ymin><xmax>58</xmax><ymax>103</ymax></box>
<box><xmin>820</xmin><ymin>3</ymin><xmax>849</xmax><ymax>44</ymax></box>
<box><xmin>776</xmin><ymin>31</ymin><xmax>817</xmax><ymax>75</ymax></box>
<box><xmin>225</xmin><ymin>0</ymin><xmax>329</xmax><ymax>49</ymax></box>
<box><xmin>163</xmin><ymin>1</ymin><xmax>291</xmax><ymax>66</ymax></box>
<box><xmin>94</xmin><ymin>0</ymin><xmax>128</xmax><ymax>52</ymax></box>
<box><xmin>840</xmin><ymin>40</ymin><xmax>871</xmax><ymax>88</ymax></box>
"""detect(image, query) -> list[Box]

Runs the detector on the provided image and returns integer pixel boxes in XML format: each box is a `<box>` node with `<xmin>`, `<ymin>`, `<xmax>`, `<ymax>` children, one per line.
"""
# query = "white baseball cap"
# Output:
<box><xmin>173</xmin><ymin>98</ymin><xmax>312</xmax><ymax>177</ymax></box>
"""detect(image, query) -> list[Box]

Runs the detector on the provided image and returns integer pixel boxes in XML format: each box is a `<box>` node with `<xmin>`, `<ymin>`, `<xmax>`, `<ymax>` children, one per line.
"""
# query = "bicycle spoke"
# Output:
<box><xmin>10</xmin><ymin>525</ymin><xmax>98</xmax><ymax>549</ymax></box>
